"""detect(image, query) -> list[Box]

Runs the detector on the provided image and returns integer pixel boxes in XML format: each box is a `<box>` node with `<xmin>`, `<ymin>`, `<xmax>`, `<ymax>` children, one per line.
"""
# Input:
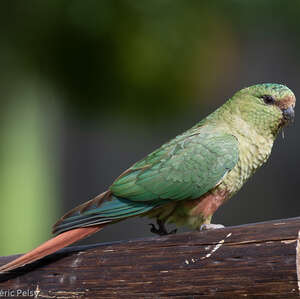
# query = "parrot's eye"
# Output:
<box><xmin>261</xmin><ymin>95</ymin><xmax>275</xmax><ymax>104</ymax></box>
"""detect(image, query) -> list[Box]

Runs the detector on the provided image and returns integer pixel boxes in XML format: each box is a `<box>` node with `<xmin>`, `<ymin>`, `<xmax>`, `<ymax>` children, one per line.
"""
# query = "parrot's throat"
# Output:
<box><xmin>218</xmin><ymin>123</ymin><xmax>274</xmax><ymax>198</ymax></box>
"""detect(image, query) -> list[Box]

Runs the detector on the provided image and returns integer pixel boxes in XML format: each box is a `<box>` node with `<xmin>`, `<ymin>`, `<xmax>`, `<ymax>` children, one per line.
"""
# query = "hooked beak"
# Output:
<box><xmin>282</xmin><ymin>106</ymin><xmax>295</xmax><ymax>123</ymax></box>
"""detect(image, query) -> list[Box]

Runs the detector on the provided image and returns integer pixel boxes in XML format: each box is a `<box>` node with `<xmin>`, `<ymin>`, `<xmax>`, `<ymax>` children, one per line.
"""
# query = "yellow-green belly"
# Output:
<box><xmin>146</xmin><ymin>129</ymin><xmax>275</xmax><ymax>230</ymax></box>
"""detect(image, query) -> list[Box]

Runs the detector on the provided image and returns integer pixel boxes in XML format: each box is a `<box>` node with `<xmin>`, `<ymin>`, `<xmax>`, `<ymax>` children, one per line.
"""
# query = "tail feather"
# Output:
<box><xmin>0</xmin><ymin>225</ymin><xmax>102</xmax><ymax>273</ymax></box>
<box><xmin>0</xmin><ymin>189</ymin><xmax>159</xmax><ymax>273</ymax></box>
<box><xmin>53</xmin><ymin>191</ymin><xmax>156</xmax><ymax>235</ymax></box>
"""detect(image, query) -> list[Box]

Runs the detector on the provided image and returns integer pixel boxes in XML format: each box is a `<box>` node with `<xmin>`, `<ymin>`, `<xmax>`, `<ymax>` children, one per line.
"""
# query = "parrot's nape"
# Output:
<box><xmin>0</xmin><ymin>83</ymin><xmax>296</xmax><ymax>273</ymax></box>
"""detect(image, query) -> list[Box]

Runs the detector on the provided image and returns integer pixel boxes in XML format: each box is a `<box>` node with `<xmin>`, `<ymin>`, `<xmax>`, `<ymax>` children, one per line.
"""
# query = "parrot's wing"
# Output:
<box><xmin>111</xmin><ymin>126</ymin><xmax>239</xmax><ymax>202</ymax></box>
<box><xmin>53</xmin><ymin>126</ymin><xmax>239</xmax><ymax>234</ymax></box>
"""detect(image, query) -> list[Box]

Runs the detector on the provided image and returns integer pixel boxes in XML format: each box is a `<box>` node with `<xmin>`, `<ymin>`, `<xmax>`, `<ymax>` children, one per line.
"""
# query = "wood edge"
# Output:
<box><xmin>296</xmin><ymin>230</ymin><xmax>300</xmax><ymax>294</ymax></box>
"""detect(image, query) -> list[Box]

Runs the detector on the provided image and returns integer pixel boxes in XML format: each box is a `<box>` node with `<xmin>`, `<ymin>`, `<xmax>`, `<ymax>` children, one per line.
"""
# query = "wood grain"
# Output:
<box><xmin>0</xmin><ymin>217</ymin><xmax>300</xmax><ymax>298</ymax></box>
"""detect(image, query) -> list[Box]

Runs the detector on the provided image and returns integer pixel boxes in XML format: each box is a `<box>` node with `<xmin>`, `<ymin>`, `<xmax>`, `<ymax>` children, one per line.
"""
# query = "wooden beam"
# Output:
<box><xmin>0</xmin><ymin>217</ymin><xmax>300</xmax><ymax>298</ymax></box>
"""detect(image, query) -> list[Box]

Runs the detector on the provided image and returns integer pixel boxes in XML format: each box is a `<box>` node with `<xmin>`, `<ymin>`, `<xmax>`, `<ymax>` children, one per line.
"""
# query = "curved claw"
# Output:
<box><xmin>149</xmin><ymin>221</ymin><xmax>177</xmax><ymax>236</ymax></box>
<box><xmin>149</xmin><ymin>223</ymin><xmax>158</xmax><ymax>234</ymax></box>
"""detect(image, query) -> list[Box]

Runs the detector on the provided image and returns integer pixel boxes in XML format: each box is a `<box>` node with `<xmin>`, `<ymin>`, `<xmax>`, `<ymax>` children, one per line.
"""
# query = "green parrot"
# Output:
<box><xmin>0</xmin><ymin>83</ymin><xmax>295</xmax><ymax>273</ymax></box>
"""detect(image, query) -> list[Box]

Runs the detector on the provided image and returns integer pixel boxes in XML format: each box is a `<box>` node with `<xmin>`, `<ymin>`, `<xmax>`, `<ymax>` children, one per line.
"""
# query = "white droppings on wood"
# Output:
<box><xmin>71</xmin><ymin>255</ymin><xmax>82</xmax><ymax>267</ymax></box>
<box><xmin>281</xmin><ymin>239</ymin><xmax>296</xmax><ymax>244</ymax></box>
<box><xmin>205</xmin><ymin>246</ymin><xmax>211</xmax><ymax>250</ymax></box>
<box><xmin>296</xmin><ymin>230</ymin><xmax>300</xmax><ymax>293</ymax></box>
<box><xmin>185</xmin><ymin>259</ymin><xmax>189</xmax><ymax>265</ymax></box>
<box><xmin>201</xmin><ymin>232</ymin><xmax>232</xmax><ymax>260</ymax></box>
<box><xmin>160</xmin><ymin>270</ymin><xmax>169</xmax><ymax>273</ymax></box>
<box><xmin>226</xmin><ymin>233</ymin><xmax>232</xmax><ymax>238</ymax></box>
<box><xmin>273</xmin><ymin>222</ymin><xmax>286</xmax><ymax>225</ymax></box>
<box><xmin>103</xmin><ymin>249</ymin><xmax>115</xmax><ymax>252</ymax></box>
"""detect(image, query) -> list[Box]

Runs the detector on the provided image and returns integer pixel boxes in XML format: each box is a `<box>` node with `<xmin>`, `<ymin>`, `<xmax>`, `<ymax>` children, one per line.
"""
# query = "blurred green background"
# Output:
<box><xmin>1</xmin><ymin>0</ymin><xmax>300</xmax><ymax>255</ymax></box>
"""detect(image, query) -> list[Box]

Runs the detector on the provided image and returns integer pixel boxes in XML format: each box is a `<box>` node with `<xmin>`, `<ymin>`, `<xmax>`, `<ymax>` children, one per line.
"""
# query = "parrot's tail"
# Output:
<box><xmin>0</xmin><ymin>190</ymin><xmax>158</xmax><ymax>273</ymax></box>
<box><xmin>0</xmin><ymin>225</ymin><xmax>102</xmax><ymax>273</ymax></box>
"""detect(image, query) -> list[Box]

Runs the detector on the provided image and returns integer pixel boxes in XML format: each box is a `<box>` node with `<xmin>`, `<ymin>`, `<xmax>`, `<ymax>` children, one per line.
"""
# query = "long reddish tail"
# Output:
<box><xmin>0</xmin><ymin>225</ymin><xmax>102</xmax><ymax>273</ymax></box>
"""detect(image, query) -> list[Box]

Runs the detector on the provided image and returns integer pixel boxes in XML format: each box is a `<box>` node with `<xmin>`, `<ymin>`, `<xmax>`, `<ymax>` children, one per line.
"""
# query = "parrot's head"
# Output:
<box><xmin>232</xmin><ymin>83</ymin><xmax>296</xmax><ymax>137</ymax></box>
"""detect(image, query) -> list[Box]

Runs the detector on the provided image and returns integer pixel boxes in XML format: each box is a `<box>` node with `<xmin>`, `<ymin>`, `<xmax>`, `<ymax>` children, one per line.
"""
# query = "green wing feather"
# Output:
<box><xmin>54</xmin><ymin>125</ymin><xmax>239</xmax><ymax>234</ymax></box>
<box><xmin>111</xmin><ymin>126</ymin><xmax>239</xmax><ymax>202</ymax></box>
<box><xmin>53</xmin><ymin>195</ymin><xmax>160</xmax><ymax>234</ymax></box>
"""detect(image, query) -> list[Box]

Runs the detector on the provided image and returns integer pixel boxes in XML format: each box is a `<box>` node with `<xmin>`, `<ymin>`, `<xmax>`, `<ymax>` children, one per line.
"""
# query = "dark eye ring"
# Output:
<box><xmin>261</xmin><ymin>95</ymin><xmax>275</xmax><ymax>104</ymax></box>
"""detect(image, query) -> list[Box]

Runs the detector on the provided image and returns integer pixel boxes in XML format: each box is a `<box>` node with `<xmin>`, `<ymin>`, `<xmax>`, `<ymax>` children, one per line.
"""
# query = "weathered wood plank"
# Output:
<box><xmin>0</xmin><ymin>217</ymin><xmax>300</xmax><ymax>298</ymax></box>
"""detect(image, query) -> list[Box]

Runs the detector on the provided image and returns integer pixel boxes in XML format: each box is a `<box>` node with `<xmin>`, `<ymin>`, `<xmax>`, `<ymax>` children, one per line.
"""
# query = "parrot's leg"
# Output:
<box><xmin>199</xmin><ymin>224</ymin><xmax>225</xmax><ymax>231</ymax></box>
<box><xmin>149</xmin><ymin>219</ymin><xmax>177</xmax><ymax>236</ymax></box>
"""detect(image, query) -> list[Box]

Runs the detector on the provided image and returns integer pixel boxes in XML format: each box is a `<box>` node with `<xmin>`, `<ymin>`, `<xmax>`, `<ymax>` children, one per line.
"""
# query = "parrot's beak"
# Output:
<box><xmin>277</xmin><ymin>94</ymin><xmax>296</xmax><ymax>126</ymax></box>
<box><xmin>282</xmin><ymin>106</ymin><xmax>295</xmax><ymax>123</ymax></box>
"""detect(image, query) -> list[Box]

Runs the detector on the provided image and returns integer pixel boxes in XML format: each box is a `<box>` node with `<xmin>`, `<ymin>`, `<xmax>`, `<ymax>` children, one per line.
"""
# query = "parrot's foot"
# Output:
<box><xmin>199</xmin><ymin>223</ymin><xmax>225</xmax><ymax>231</ymax></box>
<box><xmin>149</xmin><ymin>219</ymin><xmax>177</xmax><ymax>236</ymax></box>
